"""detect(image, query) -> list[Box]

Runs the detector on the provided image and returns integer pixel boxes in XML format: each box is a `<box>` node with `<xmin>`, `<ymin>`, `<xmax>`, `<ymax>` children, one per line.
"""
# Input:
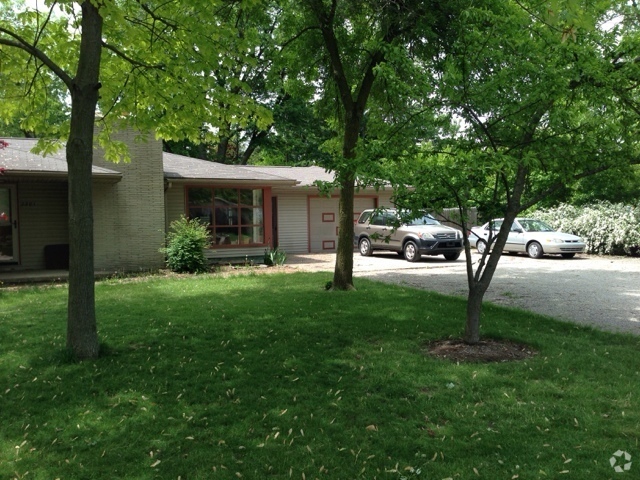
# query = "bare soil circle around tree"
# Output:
<box><xmin>424</xmin><ymin>338</ymin><xmax>538</xmax><ymax>363</ymax></box>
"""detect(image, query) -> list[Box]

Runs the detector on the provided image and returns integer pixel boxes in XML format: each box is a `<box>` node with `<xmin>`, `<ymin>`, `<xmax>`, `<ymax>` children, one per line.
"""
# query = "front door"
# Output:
<box><xmin>0</xmin><ymin>185</ymin><xmax>19</xmax><ymax>263</ymax></box>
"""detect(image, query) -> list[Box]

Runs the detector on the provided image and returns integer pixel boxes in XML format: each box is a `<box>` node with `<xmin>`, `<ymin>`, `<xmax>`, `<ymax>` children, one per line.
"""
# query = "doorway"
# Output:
<box><xmin>0</xmin><ymin>185</ymin><xmax>19</xmax><ymax>264</ymax></box>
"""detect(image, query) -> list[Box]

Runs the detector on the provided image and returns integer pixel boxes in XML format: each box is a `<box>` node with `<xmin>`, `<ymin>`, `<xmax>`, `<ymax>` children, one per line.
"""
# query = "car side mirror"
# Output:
<box><xmin>512</xmin><ymin>228</ymin><xmax>523</xmax><ymax>233</ymax></box>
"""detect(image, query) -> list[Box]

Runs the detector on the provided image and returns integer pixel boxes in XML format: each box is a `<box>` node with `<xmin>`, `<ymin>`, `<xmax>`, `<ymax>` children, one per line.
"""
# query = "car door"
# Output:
<box><xmin>505</xmin><ymin>220</ymin><xmax>526</xmax><ymax>252</ymax></box>
<box><xmin>384</xmin><ymin>212</ymin><xmax>404</xmax><ymax>250</ymax></box>
<box><xmin>480</xmin><ymin>220</ymin><xmax>502</xmax><ymax>247</ymax></box>
<box><xmin>368</xmin><ymin>212</ymin><xmax>392</xmax><ymax>248</ymax></box>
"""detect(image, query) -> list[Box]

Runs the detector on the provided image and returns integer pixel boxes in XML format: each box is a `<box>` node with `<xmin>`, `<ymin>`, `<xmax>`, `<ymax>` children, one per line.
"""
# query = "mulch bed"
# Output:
<box><xmin>424</xmin><ymin>338</ymin><xmax>538</xmax><ymax>363</ymax></box>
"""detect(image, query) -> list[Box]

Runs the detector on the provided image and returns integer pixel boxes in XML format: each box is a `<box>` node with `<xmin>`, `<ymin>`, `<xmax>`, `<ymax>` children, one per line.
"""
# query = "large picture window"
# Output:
<box><xmin>187</xmin><ymin>187</ymin><xmax>264</xmax><ymax>246</ymax></box>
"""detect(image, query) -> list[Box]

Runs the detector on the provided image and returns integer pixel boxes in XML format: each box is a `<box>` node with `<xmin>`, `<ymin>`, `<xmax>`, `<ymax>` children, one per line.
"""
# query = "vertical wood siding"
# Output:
<box><xmin>272</xmin><ymin>190</ymin><xmax>310</xmax><ymax>254</ymax></box>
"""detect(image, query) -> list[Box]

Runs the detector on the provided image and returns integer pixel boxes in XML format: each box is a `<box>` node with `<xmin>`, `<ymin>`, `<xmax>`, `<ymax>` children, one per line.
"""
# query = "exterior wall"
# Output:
<box><xmin>164</xmin><ymin>183</ymin><xmax>185</xmax><ymax>232</ymax></box>
<box><xmin>308</xmin><ymin>195</ymin><xmax>377</xmax><ymax>253</ymax></box>
<box><xmin>11</xmin><ymin>181</ymin><xmax>68</xmax><ymax>270</ymax></box>
<box><xmin>376</xmin><ymin>188</ymin><xmax>395</xmax><ymax>208</ymax></box>
<box><xmin>273</xmin><ymin>186</ymin><xmax>396</xmax><ymax>255</ymax></box>
<box><xmin>92</xmin><ymin>130</ymin><xmax>165</xmax><ymax>271</ymax></box>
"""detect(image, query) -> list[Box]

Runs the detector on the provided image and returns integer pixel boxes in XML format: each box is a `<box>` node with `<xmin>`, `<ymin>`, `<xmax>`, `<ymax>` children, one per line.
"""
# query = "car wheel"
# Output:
<box><xmin>561</xmin><ymin>253</ymin><xmax>576</xmax><ymax>259</ymax></box>
<box><xmin>527</xmin><ymin>241</ymin><xmax>544</xmax><ymax>259</ymax></box>
<box><xmin>359</xmin><ymin>237</ymin><xmax>373</xmax><ymax>256</ymax></box>
<box><xmin>444</xmin><ymin>252</ymin><xmax>460</xmax><ymax>261</ymax></box>
<box><xmin>403</xmin><ymin>241</ymin><xmax>421</xmax><ymax>262</ymax></box>
<box><xmin>476</xmin><ymin>239</ymin><xmax>487</xmax><ymax>254</ymax></box>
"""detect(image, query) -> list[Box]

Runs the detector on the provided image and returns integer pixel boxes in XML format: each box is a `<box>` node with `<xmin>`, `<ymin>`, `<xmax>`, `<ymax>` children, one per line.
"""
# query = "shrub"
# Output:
<box><xmin>263</xmin><ymin>247</ymin><xmax>287</xmax><ymax>266</ymax></box>
<box><xmin>161</xmin><ymin>216</ymin><xmax>212</xmax><ymax>273</ymax></box>
<box><xmin>532</xmin><ymin>201</ymin><xmax>640</xmax><ymax>256</ymax></box>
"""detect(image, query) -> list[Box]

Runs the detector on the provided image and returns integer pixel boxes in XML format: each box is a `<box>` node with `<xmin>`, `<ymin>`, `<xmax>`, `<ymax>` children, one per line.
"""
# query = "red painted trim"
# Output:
<box><xmin>322</xmin><ymin>212</ymin><xmax>335</xmax><ymax>222</ymax></box>
<box><xmin>307</xmin><ymin>195</ymin><xmax>311</xmax><ymax>253</ymax></box>
<box><xmin>322</xmin><ymin>240</ymin><xmax>335</xmax><ymax>250</ymax></box>
<box><xmin>263</xmin><ymin>187</ymin><xmax>273</xmax><ymax>248</ymax></box>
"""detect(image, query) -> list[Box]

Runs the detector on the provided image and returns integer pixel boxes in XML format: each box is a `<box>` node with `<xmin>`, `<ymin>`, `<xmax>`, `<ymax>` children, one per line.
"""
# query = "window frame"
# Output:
<box><xmin>186</xmin><ymin>186</ymin><xmax>268</xmax><ymax>248</ymax></box>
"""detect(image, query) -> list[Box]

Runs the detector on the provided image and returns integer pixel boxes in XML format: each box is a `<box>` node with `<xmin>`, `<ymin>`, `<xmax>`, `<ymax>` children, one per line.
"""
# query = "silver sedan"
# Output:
<box><xmin>468</xmin><ymin>218</ymin><xmax>586</xmax><ymax>258</ymax></box>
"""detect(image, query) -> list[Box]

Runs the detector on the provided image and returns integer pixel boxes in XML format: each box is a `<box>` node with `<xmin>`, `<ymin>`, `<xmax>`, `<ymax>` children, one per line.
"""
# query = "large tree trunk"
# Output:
<box><xmin>332</xmin><ymin>171</ymin><xmax>356</xmax><ymax>290</ymax></box>
<box><xmin>332</xmin><ymin>107</ymin><xmax>360</xmax><ymax>290</ymax></box>
<box><xmin>66</xmin><ymin>1</ymin><xmax>103</xmax><ymax>359</ymax></box>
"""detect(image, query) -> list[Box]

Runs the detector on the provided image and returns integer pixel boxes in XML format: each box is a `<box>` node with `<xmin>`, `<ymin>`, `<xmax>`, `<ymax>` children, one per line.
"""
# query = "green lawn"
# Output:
<box><xmin>1</xmin><ymin>271</ymin><xmax>638</xmax><ymax>479</ymax></box>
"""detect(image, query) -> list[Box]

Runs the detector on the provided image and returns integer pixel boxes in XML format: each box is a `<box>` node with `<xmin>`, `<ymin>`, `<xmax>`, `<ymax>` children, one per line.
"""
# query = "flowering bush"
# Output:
<box><xmin>532</xmin><ymin>201</ymin><xmax>640</xmax><ymax>256</ymax></box>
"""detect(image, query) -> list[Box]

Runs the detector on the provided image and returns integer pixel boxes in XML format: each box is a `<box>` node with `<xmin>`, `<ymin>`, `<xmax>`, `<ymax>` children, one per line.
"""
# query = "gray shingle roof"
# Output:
<box><xmin>240</xmin><ymin>165</ymin><xmax>335</xmax><ymax>187</ymax></box>
<box><xmin>0</xmin><ymin>138</ymin><xmax>122</xmax><ymax>177</ymax></box>
<box><xmin>163</xmin><ymin>153</ymin><xmax>297</xmax><ymax>184</ymax></box>
<box><xmin>0</xmin><ymin>138</ymin><xmax>335</xmax><ymax>187</ymax></box>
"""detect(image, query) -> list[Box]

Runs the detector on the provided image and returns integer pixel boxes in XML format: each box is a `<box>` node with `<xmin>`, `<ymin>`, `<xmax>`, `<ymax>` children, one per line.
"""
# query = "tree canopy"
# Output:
<box><xmin>390</xmin><ymin>0</ymin><xmax>640</xmax><ymax>343</ymax></box>
<box><xmin>0</xmin><ymin>0</ymin><xmax>275</xmax><ymax>358</ymax></box>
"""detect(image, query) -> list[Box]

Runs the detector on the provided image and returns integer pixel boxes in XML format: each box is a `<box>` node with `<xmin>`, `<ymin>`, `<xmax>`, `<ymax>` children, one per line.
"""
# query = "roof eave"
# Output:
<box><xmin>164</xmin><ymin>176</ymin><xmax>298</xmax><ymax>187</ymax></box>
<box><xmin>0</xmin><ymin>171</ymin><xmax>123</xmax><ymax>183</ymax></box>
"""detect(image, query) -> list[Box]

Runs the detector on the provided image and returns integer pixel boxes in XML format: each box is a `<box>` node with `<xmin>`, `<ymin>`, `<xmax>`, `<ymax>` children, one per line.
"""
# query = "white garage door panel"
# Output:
<box><xmin>309</xmin><ymin>197</ymin><xmax>375</xmax><ymax>253</ymax></box>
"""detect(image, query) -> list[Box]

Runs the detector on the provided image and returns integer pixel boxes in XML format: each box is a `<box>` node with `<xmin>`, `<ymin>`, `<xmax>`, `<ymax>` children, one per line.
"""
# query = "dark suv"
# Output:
<box><xmin>354</xmin><ymin>208</ymin><xmax>463</xmax><ymax>262</ymax></box>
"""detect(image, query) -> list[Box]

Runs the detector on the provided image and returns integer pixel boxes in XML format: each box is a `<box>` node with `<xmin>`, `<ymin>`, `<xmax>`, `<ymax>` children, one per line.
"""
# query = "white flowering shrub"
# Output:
<box><xmin>532</xmin><ymin>201</ymin><xmax>640</xmax><ymax>256</ymax></box>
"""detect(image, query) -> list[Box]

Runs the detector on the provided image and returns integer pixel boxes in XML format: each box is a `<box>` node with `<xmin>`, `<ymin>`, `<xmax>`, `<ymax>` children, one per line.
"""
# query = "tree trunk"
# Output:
<box><xmin>66</xmin><ymin>1</ymin><xmax>103</xmax><ymax>359</ymax></box>
<box><xmin>216</xmin><ymin>135</ymin><xmax>230</xmax><ymax>163</ymax></box>
<box><xmin>464</xmin><ymin>284</ymin><xmax>485</xmax><ymax>344</ymax></box>
<box><xmin>463</xmin><ymin>164</ymin><xmax>530</xmax><ymax>344</ymax></box>
<box><xmin>332</xmin><ymin>171</ymin><xmax>356</xmax><ymax>290</ymax></box>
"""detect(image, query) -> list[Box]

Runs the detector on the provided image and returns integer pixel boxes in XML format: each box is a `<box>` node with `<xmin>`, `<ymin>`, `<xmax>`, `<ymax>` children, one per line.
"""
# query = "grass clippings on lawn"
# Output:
<box><xmin>1</xmin><ymin>271</ymin><xmax>639</xmax><ymax>479</ymax></box>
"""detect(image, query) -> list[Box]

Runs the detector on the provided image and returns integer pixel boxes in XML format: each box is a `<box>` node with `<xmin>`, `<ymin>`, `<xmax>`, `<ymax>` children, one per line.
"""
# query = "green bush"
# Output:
<box><xmin>532</xmin><ymin>201</ymin><xmax>640</xmax><ymax>256</ymax></box>
<box><xmin>161</xmin><ymin>216</ymin><xmax>212</xmax><ymax>273</ymax></box>
<box><xmin>263</xmin><ymin>247</ymin><xmax>287</xmax><ymax>266</ymax></box>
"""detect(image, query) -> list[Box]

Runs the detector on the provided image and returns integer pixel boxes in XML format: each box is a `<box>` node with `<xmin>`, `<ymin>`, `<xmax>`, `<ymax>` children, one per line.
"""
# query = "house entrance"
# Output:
<box><xmin>0</xmin><ymin>185</ymin><xmax>19</xmax><ymax>263</ymax></box>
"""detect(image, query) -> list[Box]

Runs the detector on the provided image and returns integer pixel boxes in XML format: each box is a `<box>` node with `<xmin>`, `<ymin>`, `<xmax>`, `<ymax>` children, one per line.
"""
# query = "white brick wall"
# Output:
<box><xmin>93</xmin><ymin>130</ymin><xmax>165</xmax><ymax>271</ymax></box>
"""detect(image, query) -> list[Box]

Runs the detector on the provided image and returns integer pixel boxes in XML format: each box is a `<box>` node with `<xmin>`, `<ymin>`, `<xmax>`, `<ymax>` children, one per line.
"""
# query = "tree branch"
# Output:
<box><xmin>0</xmin><ymin>28</ymin><xmax>72</xmax><ymax>88</ymax></box>
<box><xmin>101</xmin><ymin>41</ymin><xmax>165</xmax><ymax>69</ymax></box>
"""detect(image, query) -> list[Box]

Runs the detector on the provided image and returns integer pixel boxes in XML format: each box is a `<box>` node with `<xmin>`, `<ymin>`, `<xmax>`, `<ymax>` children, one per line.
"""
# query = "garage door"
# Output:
<box><xmin>309</xmin><ymin>196</ymin><xmax>376</xmax><ymax>253</ymax></box>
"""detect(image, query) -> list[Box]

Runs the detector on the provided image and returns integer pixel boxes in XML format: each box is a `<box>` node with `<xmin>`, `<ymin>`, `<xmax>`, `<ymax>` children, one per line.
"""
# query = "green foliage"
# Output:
<box><xmin>532</xmin><ymin>202</ymin><xmax>640</xmax><ymax>256</ymax></box>
<box><xmin>568</xmin><ymin>166</ymin><xmax>640</xmax><ymax>206</ymax></box>
<box><xmin>263</xmin><ymin>246</ymin><xmax>287</xmax><ymax>266</ymax></box>
<box><xmin>161</xmin><ymin>216</ymin><xmax>211</xmax><ymax>273</ymax></box>
<box><xmin>1</xmin><ymin>273</ymin><xmax>640</xmax><ymax>478</ymax></box>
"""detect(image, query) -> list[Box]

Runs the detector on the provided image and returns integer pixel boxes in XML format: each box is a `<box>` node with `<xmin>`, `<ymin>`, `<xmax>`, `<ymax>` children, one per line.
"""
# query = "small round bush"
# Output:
<box><xmin>162</xmin><ymin>216</ymin><xmax>211</xmax><ymax>273</ymax></box>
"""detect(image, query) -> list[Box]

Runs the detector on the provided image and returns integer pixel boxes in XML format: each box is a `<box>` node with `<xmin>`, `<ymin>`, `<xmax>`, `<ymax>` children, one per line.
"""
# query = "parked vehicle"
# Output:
<box><xmin>354</xmin><ymin>208</ymin><xmax>464</xmax><ymax>262</ymax></box>
<box><xmin>468</xmin><ymin>218</ymin><xmax>586</xmax><ymax>258</ymax></box>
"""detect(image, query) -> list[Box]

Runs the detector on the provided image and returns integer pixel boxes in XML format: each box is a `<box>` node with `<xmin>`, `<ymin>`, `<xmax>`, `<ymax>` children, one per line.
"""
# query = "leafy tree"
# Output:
<box><xmin>0</xmin><ymin>0</ymin><xmax>270</xmax><ymax>359</ymax></box>
<box><xmin>276</xmin><ymin>0</ymin><xmax>463</xmax><ymax>290</ymax></box>
<box><xmin>392</xmin><ymin>0</ymin><xmax>640</xmax><ymax>344</ymax></box>
<box><xmin>253</xmin><ymin>96</ymin><xmax>334</xmax><ymax>166</ymax></box>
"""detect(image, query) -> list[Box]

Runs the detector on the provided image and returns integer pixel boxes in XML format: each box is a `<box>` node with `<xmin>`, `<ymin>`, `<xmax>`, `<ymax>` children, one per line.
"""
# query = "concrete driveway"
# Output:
<box><xmin>287</xmin><ymin>252</ymin><xmax>640</xmax><ymax>336</ymax></box>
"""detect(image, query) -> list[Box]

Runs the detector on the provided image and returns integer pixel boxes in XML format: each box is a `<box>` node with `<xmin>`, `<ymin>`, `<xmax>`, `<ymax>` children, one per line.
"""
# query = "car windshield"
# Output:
<box><xmin>518</xmin><ymin>219</ymin><xmax>555</xmax><ymax>232</ymax></box>
<box><xmin>406</xmin><ymin>215</ymin><xmax>440</xmax><ymax>226</ymax></box>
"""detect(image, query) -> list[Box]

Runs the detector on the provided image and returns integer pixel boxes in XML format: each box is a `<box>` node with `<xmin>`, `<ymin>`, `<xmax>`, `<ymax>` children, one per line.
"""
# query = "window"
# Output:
<box><xmin>187</xmin><ymin>187</ymin><xmax>265</xmax><ymax>246</ymax></box>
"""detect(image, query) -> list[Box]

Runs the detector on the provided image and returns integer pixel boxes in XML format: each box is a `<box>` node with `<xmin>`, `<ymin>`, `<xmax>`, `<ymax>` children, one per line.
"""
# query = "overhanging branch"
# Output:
<box><xmin>0</xmin><ymin>29</ymin><xmax>72</xmax><ymax>88</ymax></box>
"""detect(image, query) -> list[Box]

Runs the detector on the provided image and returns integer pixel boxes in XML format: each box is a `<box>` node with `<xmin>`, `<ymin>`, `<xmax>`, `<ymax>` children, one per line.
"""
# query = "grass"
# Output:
<box><xmin>1</xmin><ymin>271</ymin><xmax>639</xmax><ymax>479</ymax></box>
